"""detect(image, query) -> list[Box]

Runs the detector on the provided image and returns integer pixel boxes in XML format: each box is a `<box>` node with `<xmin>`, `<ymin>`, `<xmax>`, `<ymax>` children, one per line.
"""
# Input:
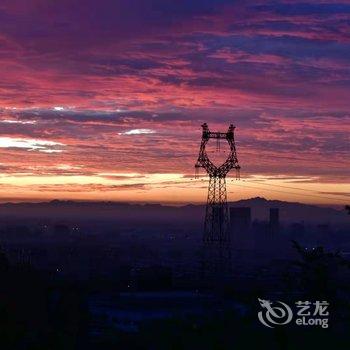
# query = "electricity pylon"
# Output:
<box><xmin>195</xmin><ymin>123</ymin><xmax>240</xmax><ymax>244</ymax></box>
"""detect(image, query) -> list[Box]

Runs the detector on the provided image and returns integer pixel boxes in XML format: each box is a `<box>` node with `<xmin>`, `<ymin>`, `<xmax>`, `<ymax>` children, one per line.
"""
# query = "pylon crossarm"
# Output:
<box><xmin>196</xmin><ymin>135</ymin><xmax>239</xmax><ymax>177</ymax></box>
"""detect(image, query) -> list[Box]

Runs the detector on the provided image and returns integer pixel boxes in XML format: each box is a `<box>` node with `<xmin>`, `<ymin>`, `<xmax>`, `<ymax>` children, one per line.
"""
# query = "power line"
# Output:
<box><xmin>231</xmin><ymin>181</ymin><xmax>348</xmax><ymax>203</ymax></box>
<box><xmin>243</xmin><ymin>179</ymin><xmax>350</xmax><ymax>199</ymax></box>
<box><xmin>238</xmin><ymin>151</ymin><xmax>349</xmax><ymax>165</ymax></box>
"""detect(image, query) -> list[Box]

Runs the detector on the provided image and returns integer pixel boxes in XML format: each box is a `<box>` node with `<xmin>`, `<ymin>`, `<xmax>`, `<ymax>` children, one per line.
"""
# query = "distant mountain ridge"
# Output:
<box><xmin>228</xmin><ymin>197</ymin><xmax>348</xmax><ymax>224</ymax></box>
<box><xmin>0</xmin><ymin>197</ymin><xmax>348</xmax><ymax>224</ymax></box>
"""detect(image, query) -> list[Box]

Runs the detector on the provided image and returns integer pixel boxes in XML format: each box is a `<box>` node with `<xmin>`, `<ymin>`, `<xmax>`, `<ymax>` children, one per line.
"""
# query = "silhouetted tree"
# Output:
<box><xmin>292</xmin><ymin>240</ymin><xmax>350</xmax><ymax>298</ymax></box>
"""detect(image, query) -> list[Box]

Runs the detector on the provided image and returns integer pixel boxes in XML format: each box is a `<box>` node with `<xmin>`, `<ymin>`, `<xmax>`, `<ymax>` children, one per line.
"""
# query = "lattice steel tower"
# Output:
<box><xmin>195</xmin><ymin>123</ymin><xmax>240</xmax><ymax>244</ymax></box>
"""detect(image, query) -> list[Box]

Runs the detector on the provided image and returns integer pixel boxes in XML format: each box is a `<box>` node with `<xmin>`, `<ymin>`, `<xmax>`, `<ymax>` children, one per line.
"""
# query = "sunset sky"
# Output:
<box><xmin>0</xmin><ymin>0</ymin><xmax>349</xmax><ymax>205</ymax></box>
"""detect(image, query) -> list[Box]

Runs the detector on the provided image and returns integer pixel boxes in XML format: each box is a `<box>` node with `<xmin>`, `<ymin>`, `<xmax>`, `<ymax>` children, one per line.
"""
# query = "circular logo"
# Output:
<box><xmin>258</xmin><ymin>298</ymin><xmax>293</xmax><ymax>328</ymax></box>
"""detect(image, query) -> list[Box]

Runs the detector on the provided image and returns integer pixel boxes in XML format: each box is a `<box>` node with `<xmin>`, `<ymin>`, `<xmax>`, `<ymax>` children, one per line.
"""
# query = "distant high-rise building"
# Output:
<box><xmin>230</xmin><ymin>207</ymin><xmax>251</xmax><ymax>247</ymax></box>
<box><xmin>269</xmin><ymin>208</ymin><xmax>279</xmax><ymax>234</ymax></box>
<box><xmin>230</xmin><ymin>207</ymin><xmax>251</xmax><ymax>231</ymax></box>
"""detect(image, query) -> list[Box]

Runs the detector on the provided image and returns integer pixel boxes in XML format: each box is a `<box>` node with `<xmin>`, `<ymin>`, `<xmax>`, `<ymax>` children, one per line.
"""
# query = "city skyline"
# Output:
<box><xmin>0</xmin><ymin>1</ymin><xmax>349</xmax><ymax>205</ymax></box>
